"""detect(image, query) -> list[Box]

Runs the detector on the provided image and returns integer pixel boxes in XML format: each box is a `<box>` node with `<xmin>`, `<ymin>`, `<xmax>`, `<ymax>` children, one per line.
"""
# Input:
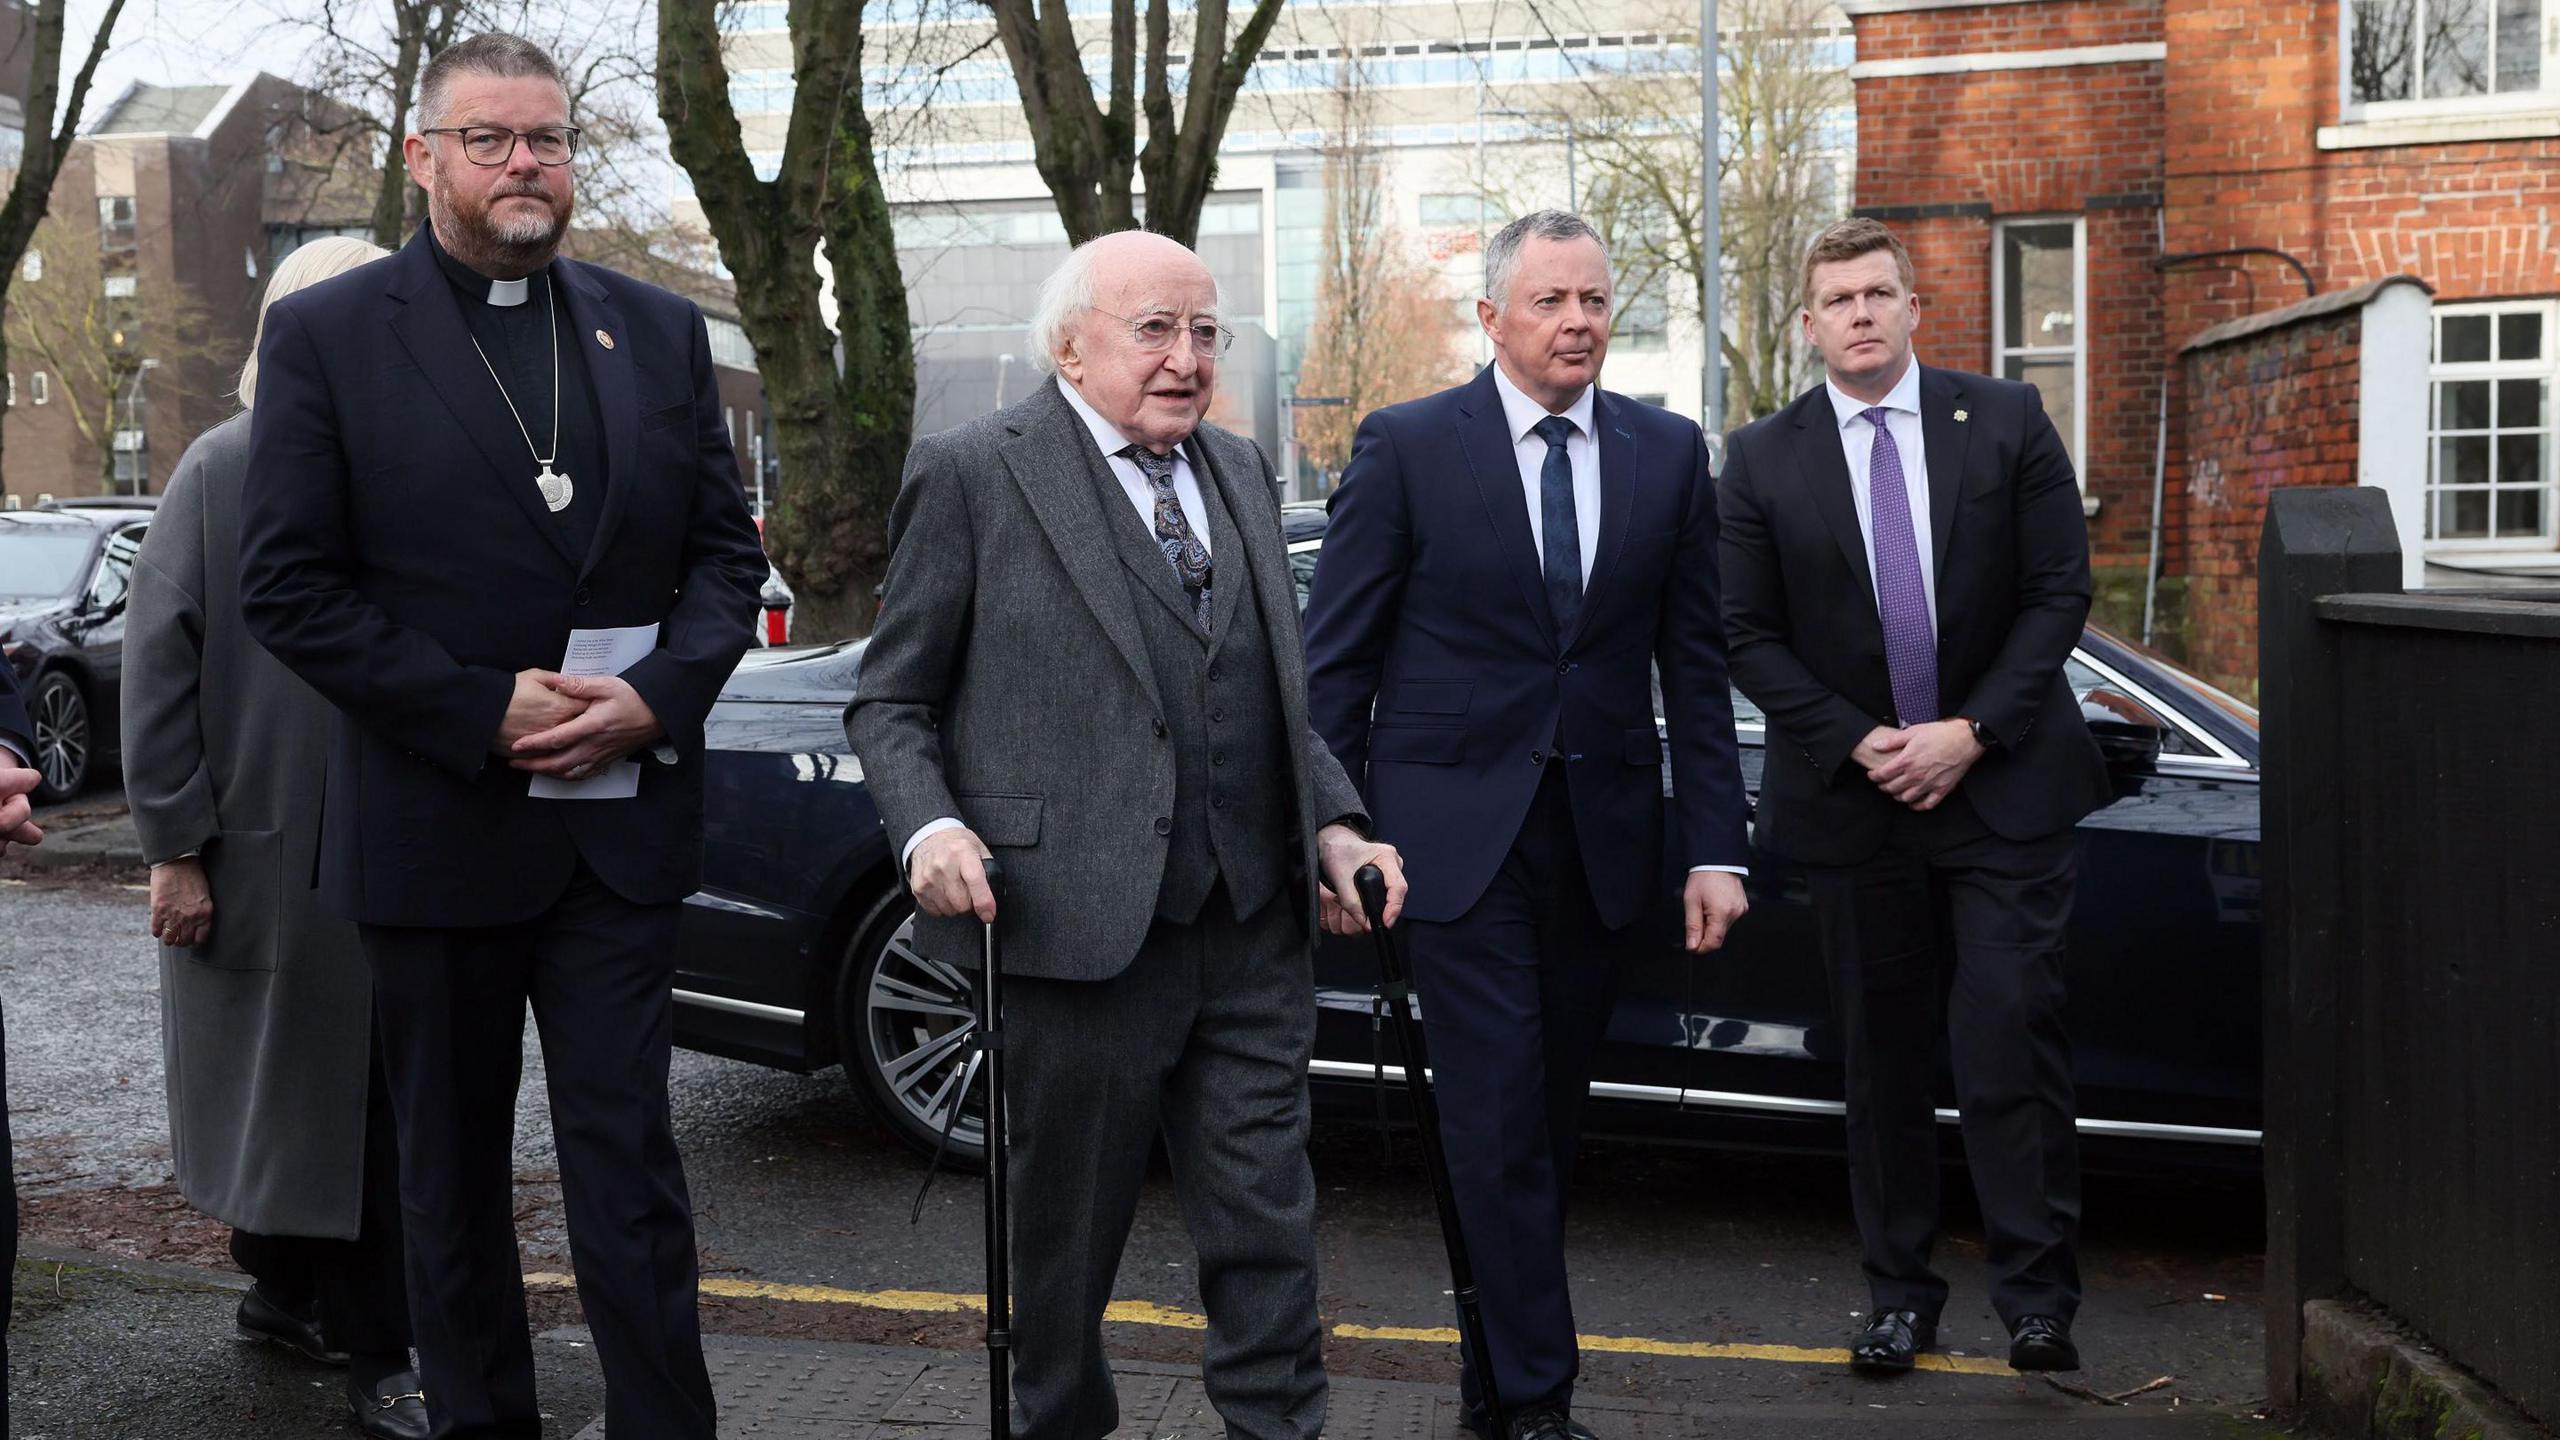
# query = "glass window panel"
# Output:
<box><xmin>2009</xmin><ymin>356</ymin><xmax>2078</xmax><ymax>466</ymax></box>
<box><xmin>2423</xmin><ymin>0</ymin><xmax>2493</xmax><ymax>97</ymax></box>
<box><xmin>2495</xmin><ymin>0</ymin><xmax>2541</xmax><ymax>90</ymax></box>
<box><xmin>2352</xmin><ymin>0</ymin><xmax>2417</xmax><ymax>102</ymax></box>
<box><xmin>2444</xmin><ymin>378</ymin><xmax>2492</xmax><ymax>429</ymax></box>
<box><xmin>2497</xmin><ymin>377</ymin><xmax>2546</xmax><ymax>427</ymax></box>
<box><xmin>2496</xmin><ymin>487</ymin><xmax>2545</xmax><ymax>536</ymax></box>
<box><xmin>2497</xmin><ymin>309</ymin><xmax>2543</xmax><ymax>361</ymax></box>
<box><xmin>2001</xmin><ymin>223</ymin><xmax>2076</xmax><ymax>350</ymax></box>
<box><xmin>2496</xmin><ymin>432</ymin><xmax>2544</xmax><ymax>486</ymax></box>
<box><xmin>2440</xmin><ymin>312</ymin><xmax>2492</xmax><ymax>362</ymax></box>
<box><xmin>2440</xmin><ymin>432</ymin><xmax>2492</xmax><ymax>484</ymax></box>
<box><xmin>2440</xmin><ymin>487</ymin><xmax>2492</xmax><ymax>538</ymax></box>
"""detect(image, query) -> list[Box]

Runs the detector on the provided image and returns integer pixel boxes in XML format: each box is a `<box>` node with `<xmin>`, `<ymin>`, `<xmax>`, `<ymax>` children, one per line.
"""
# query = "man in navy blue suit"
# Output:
<box><xmin>1303</xmin><ymin>210</ymin><xmax>1752</xmax><ymax>1440</ymax></box>
<box><xmin>1</xmin><ymin>664</ymin><xmax>40</xmax><ymax>1436</ymax></box>
<box><xmin>238</xmin><ymin>33</ymin><xmax>766</xmax><ymax>1440</ymax></box>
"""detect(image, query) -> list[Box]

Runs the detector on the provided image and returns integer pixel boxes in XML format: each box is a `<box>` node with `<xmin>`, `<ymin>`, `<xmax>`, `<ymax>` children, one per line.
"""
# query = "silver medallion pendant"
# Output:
<box><xmin>536</xmin><ymin>465</ymin><xmax>574</xmax><ymax>513</ymax></box>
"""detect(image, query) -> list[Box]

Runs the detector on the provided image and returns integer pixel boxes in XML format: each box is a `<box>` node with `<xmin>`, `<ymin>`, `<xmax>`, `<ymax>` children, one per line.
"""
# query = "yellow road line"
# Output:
<box><xmin>525</xmin><ymin>1273</ymin><xmax>2011</xmax><ymax>1376</ymax></box>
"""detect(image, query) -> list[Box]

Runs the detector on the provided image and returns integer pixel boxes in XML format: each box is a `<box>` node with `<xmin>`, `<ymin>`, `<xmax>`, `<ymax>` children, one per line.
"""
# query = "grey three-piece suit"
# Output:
<box><xmin>846</xmin><ymin>377</ymin><xmax>1366</xmax><ymax>1440</ymax></box>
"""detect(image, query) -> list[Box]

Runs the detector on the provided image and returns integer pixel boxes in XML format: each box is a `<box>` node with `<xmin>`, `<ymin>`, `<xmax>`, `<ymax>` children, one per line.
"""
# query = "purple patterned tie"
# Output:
<box><xmin>1861</xmin><ymin>407</ymin><xmax>1938</xmax><ymax>727</ymax></box>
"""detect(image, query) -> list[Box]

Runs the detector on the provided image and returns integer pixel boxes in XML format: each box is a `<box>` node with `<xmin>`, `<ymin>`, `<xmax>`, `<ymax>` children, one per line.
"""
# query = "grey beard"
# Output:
<box><xmin>488</xmin><ymin>206</ymin><xmax>559</xmax><ymax>246</ymax></box>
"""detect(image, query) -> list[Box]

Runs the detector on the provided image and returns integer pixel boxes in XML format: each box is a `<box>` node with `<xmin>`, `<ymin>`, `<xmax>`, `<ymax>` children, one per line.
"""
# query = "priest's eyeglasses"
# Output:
<box><xmin>1096</xmin><ymin>309</ymin><xmax>1235</xmax><ymax>358</ymax></box>
<box><xmin>423</xmin><ymin>125</ymin><xmax>583</xmax><ymax>167</ymax></box>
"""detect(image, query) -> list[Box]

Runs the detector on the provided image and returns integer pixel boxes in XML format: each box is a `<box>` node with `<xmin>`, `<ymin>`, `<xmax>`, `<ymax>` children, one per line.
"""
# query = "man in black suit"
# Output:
<box><xmin>238</xmin><ymin>33</ymin><xmax>767</xmax><ymax>1440</ymax></box>
<box><xmin>1</xmin><ymin>664</ymin><xmax>41</xmax><ymax>1435</ymax></box>
<box><xmin>1717</xmin><ymin>218</ymin><xmax>2111</xmax><ymax>1376</ymax></box>
<box><xmin>1305</xmin><ymin>211</ymin><xmax>1752</xmax><ymax>1440</ymax></box>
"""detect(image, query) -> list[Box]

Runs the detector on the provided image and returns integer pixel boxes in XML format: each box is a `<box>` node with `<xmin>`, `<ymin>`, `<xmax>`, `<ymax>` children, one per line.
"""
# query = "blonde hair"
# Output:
<box><xmin>238</xmin><ymin>236</ymin><xmax>392</xmax><ymax>408</ymax></box>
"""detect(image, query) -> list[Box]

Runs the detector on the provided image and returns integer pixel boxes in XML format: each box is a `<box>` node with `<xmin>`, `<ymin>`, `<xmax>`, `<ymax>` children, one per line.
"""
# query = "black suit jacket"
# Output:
<box><xmin>0</xmin><ymin>664</ymin><xmax>29</xmax><ymax>766</ymax></box>
<box><xmin>238</xmin><ymin>229</ymin><xmax>767</xmax><ymax>928</ymax></box>
<box><xmin>1717</xmin><ymin>364</ymin><xmax>2109</xmax><ymax>866</ymax></box>
<box><xmin>1304</xmin><ymin>367</ymin><xmax>1750</xmax><ymax>928</ymax></box>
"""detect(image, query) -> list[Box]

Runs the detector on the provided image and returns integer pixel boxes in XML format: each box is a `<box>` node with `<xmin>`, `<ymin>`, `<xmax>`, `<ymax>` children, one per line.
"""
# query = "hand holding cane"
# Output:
<box><xmin>1353</xmin><ymin>864</ymin><xmax>1508</xmax><ymax>1437</ymax></box>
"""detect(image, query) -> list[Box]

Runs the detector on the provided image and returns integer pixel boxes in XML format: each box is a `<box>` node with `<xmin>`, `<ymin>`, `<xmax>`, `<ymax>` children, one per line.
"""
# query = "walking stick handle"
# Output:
<box><xmin>1353</xmin><ymin>863</ymin><xmax>1389</xmax><ymax>928</ymax></box>
<box><xmin>980</xmin><ymin>854</ymin><xmax>1006</xmax><ymax>902</ymax></box>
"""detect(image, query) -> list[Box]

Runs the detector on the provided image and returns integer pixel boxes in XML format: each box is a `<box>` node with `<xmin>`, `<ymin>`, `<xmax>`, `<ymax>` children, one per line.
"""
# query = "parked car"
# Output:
<box><xmin>0</xmin><ymin>499</ymin><xmax>156</xmax><ymax>801</ymax></box>
<box><xmin>670</xmin><ymin>512</ymin><xmax>2263</xmax><ymax>1172</ymax></box>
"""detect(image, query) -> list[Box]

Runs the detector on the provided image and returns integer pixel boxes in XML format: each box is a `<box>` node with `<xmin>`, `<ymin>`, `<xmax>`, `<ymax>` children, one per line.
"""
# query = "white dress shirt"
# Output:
<box><xmin>1489</xmin><ymin>363</ymin><xmax>1601</xmax><ymax>582</ymax></box>
<box><xmin>1489</xmin><ymin>366</ymin><xmax>1743</xmax><ymax>880</ymax></box>
<box><xmin>902</xmin><ymin>377</ymin><xmax>1216</xmax><ymax>870</ymax></box>
<box><xmin>1824</xmin><ymin>360</ymin><xmax>1937</xmax><ymax>635</ymax></box>
<box><xmin>1057</xmin><ymin>374</ymin><xmax>1213</xmax><ymax>560</ymax></box>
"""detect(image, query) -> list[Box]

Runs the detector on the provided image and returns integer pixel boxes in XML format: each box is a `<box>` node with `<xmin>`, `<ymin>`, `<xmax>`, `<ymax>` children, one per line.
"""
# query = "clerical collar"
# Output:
<box><xmin>425</xmin><ymin>222</ymin><xmax>542</xmax><ymax>308</ymax></box>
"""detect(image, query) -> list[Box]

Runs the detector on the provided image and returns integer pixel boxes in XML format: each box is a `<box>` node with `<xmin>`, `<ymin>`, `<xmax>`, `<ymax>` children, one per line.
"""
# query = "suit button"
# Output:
<box><xmin>1209</xmin><ymin>664</ymin><xmax>1223</xmax><ymax>682</ymax></box>
<box><xmin>1558</xmin><ymin>660</ymin><xmax>1572</xmax><ymax>674</ymax></box>
<box><xmin>1153</xmin><ymin>816</ymin><xmax>1173</xmax><ymax>837</ymax></box>
<box><xmin>1211</xmin><ymin>795</ymin><xmax>1227</xmax><ymax>811</ymax></box>
<box><xmin>1152</xmin><ymin>718</ymin><xmax>1167</xmax><ymax>738</ymax></box>
<box><xmin>1212</xmin><ymin>751</ymin><xmax>1225</xmax><ymax>767</ymax></box>
<box><xmin>1210</xmin><ymin>707</ymin><xmax>1226</xmax><ymax>723</ymax></box>
<box><xmin>575</xmin><ymin>587</ymin><xmax>593</xmax><ymax>607</ymax></box>
<box><xmin>1531</xmin><ymin>750</ymin><xmax>1545</xmax><ymax>765</ymax></box>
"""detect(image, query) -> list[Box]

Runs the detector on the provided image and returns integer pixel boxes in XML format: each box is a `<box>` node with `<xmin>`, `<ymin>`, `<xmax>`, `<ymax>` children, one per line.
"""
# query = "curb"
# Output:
<box><xmin>10</xmin><ymin>813</ymin><xmax>145</xmax><ymax>872</ymax></box>
<box><xmin>2300</xmin><ymin>1299</ymin><xmax>2551</xmax><ymax>1440</ymax></box>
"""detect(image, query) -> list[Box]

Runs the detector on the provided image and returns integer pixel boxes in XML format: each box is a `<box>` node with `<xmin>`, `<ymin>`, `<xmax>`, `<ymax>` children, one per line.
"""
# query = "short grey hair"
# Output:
<box><xmin>1484</xmin><ymin>209</ymin><xmax>1607</xmax><ymax>309</ymax></box>
<box><xmin>1027</xmin><ymin>232</ymin><xmax>1225</xmax><ymax>375</ymax></box>
<box><xmin>417</xmin><ymin>33</ymin><xmax>568</xmax><ymax>133</ymax></box>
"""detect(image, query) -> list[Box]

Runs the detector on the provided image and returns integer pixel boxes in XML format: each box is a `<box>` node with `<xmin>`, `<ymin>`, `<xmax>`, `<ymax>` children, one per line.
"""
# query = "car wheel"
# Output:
<box><xmin>29</xmin><ymin>671</ymin><xmax>91</xmax><ymax>804</ymax></box>
<box><xmin>836</xmin><ymin>893</ymin><xmax>988</xmax><ymax>1168</ymax></box>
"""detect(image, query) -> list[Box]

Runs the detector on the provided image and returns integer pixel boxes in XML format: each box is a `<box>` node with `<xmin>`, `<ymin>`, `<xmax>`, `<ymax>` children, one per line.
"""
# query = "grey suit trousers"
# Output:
<box><xmin>1002</xmin><ymin>890</ymin><xmax>1326</xmax><ymax>1440</ymax></box>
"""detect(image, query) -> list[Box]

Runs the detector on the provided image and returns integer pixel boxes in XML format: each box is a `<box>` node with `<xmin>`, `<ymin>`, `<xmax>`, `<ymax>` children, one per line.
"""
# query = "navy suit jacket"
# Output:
<box><xmin>1717</xmin><ymin>365</ymin><xmax>2110</xmax><ymax>867</ymax></box>
<box><xmin>1303</xmin><ymin>367</ymin><xmax>1751</xmax><ymax>929</ymax></box>
<box><xmin>0</xmin><ymin>664</ymin><xmax>29</xmax><ymax>766</ymax></box>
<box><xmin>238</xmin><ymin>228</ymin><xmax>767</xmax><ymax>928</ymax></box>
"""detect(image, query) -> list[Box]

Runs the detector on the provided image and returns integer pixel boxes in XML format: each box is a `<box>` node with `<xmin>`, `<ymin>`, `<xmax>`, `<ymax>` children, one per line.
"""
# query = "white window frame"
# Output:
<box><xmin>1990</xmin><ymin>215</ymin><xmax>2087</xmax><ymax>484</ymax></box>
<box><xmin>2424</xmin><ymin>298</ymin><xmax>2558</xmax><ymax>554</ymax></box>
<box><xmin>30</xmin><ymin>371</ymin><xmax>48</xmax><ymax>405</ymax></box>
<box><xmin>2338</xmin><ymin>0</ymin><xmax>2560</xmax><ymax>124</ymax></box>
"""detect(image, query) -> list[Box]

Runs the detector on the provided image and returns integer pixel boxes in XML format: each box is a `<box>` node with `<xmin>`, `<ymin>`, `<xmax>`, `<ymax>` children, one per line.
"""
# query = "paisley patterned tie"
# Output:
<box><xmin>1123</xmin><ymin>444</ymin><xmax>1212</xmax><ymax>631</ymax></box>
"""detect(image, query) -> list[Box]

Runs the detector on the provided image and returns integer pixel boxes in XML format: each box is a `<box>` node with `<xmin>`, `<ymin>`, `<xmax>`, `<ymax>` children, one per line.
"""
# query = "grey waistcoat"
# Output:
<box><xmin>1089</xmin><ymin>450</ymin><xmax>1294</xmax><ymax>925</ymax></box>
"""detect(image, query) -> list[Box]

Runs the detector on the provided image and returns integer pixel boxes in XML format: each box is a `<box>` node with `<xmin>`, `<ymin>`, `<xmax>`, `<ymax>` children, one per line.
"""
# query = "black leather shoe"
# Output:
<box><xmin>2008</xmin><ymin>1315</ymin><xmax>2081</xmax><ymax>1372</ymax></box>
<box><xmin>1465</xmin><ymin>1406</ymin><xmax>1595</xmax><ymax>1440</ymax></box>
<box><xmin>1506</xmin><ymin>1410</ymin><xmax>1577</xmax><ymax>1440</ymax></box>
<box><xmin>235</xmin><ymin>1289</ymin><xmax>346</xmax><ymax>1367</ymax></box>
<box><xmin>348</xmin><ymin>1371</ymin><xmax>431</xmax><ymax>1440</ymax></box>
<box><xmin>1848</xmin><ymin>1309</ymin><xmax>1936</xmax><ymax>1374</ymax></box>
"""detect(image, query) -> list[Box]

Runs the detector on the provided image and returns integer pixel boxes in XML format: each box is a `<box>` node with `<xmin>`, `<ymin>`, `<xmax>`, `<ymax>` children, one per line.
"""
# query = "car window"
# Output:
<box><xmin>87</xmin><ymin>526</ymin><xmax>145</xmax><ymax>612</ymax></box>
<box><xmin>2065</xmin><ymin>655</ymin><xmax>2204</xmax><ymax>756</ymax></box>
<box><xmin>0</xmin><ymin>523</ymin><xmax>99</xmax><ymax>599</ymax></box>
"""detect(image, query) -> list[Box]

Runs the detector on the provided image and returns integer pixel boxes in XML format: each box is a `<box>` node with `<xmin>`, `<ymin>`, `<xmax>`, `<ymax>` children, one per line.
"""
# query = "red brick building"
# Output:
<box><xmin>1844</xmin><ymin>0</ymin><xmax>2560</xmax><ymax>689</ymax></box>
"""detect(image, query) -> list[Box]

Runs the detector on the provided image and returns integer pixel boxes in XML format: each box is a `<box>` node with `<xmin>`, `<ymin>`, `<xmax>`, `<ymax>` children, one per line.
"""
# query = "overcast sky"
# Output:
<box><xmin>65</xmin><ymin>0</ymin><xmax>315</xmax><ymax>126</ymax></box>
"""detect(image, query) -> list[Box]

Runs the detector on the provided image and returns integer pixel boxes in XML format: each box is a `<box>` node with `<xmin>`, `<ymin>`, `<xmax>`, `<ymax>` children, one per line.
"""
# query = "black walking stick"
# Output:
<box><xmin>975</xmin><ymin>856</ymin><xmax>1013</xmax><ymax>1440</ymax></box>
<box><xmin>1352</xmin><ymin>864</ymin><xmax>1508</xmax><ymax>1438</ymax></box>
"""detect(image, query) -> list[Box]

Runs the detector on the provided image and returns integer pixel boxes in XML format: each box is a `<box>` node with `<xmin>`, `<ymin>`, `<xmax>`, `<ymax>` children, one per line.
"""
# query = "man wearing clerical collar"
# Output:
<box><xmin>238</xmin><ymin>32</ymin><xmax>768</xmax><ymax>1440</ymax></box>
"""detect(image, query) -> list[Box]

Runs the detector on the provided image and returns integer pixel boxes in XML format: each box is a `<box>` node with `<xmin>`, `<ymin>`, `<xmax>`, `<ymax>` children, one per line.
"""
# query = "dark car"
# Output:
<box><xmin>670</xmin><ymin>514</ymin><xmax>2263</xmax><ymax>1172</ymax></box>
<box><xmin>0</xmin><ymin>498</ymin><xmax>156</xmax><ymax>801</ymax></box>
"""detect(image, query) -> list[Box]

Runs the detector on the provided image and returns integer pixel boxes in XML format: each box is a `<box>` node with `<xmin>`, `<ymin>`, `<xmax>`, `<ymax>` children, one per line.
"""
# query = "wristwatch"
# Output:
<box><xmin>1966</xmin><ymin>718</ymin><xmax>1996</xmax><ymax>750</ymax></box>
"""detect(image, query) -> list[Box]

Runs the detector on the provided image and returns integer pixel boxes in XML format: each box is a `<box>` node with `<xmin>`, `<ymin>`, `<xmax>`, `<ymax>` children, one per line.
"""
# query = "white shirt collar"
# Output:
<box><xmin>1056</xmin><ymin>374</ymin><xmax>1192</xmax><ymax>464</ymax></box>
<box><xmin>486</xmin><ymin>276</ymin><xmax>530</xmax><ymax>308</ymax></box>
<box><xmin>1825</xmin><ymin>358</ymin><xmax>1922</xmax><ymax>431</ymax></box>
<box><xmin>1489</xmin><ymin>361</ymin><xmax>1597</xmax><ymax>445</ymax></box>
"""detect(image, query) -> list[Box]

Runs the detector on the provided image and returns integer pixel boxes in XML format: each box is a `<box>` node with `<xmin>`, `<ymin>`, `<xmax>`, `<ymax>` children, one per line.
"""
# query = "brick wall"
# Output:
<box><xmin>2177</xmin><ymin>304</ymin><xmax>2364</xmax><ymax>694</ymax></box>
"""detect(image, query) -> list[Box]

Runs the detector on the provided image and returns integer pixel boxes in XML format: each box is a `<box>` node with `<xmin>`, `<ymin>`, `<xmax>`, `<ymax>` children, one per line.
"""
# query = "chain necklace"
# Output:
<box><xmin>463</xmin><ymin>272</ymin><xmax>571</xmax><ymax>512</ymax></box>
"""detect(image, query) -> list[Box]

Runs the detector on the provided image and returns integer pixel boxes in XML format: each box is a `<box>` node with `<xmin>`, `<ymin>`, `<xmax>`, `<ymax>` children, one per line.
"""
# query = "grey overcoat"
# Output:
<box><xmin>122</xmin><ymin>411</ymin><xmax>375</xmax><ymax>1239</ymax></box>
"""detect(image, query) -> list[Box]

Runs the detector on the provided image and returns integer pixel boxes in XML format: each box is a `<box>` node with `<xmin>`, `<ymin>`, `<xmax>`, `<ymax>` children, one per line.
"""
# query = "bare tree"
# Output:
<box><xmin>5</xmin><ymin>213</ymin><xmax>219</xmax><ymax>493</ymax></box>
<box><xmin>1294</xmin><ymin>72</ymin><xmax>1466</xmax><ymax>474</ymax></box>
<box><xmin>0</xmin><ymin>0</ymin><xmax>133</xmax><ymax>479</ymax></box>
<box><xmin>1490</xmin><ymin>0</ymin><xmax>1848</xmax><ymax>422</ymax></box>
<box><xmin>981</xmin><ymin>0</ymin><xmax>1288</xmax><ymax>245</ymax></box>
<box><xmin>659</xmin><ymin>0</ymin><xmax>914</xmax><ymax>641</ymax></box>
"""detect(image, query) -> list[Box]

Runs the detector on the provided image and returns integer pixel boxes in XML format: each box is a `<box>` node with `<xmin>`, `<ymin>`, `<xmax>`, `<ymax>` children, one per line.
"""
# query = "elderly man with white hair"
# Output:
<box><xmin>847</xmin><ymin>229</ymin><xmax>1405</xmax><ymax>1440</ymax></box>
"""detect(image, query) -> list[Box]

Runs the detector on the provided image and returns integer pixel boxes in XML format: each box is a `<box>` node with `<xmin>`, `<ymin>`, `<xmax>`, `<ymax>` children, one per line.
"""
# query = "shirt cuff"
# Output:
<box><xmin>901</xmin><ymin>817</ymin><xmax>967</xmax><ymax>873</ymax></box>
<box><xmin>1688</xmin><ymin>864</ymin><xmax>1750</xmax><ymax>877</ymax></box>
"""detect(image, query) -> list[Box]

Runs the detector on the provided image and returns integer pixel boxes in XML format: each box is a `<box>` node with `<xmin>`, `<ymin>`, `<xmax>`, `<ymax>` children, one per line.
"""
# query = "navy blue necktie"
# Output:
<box><xmin>1533</xmin><ymin>414</ymin><xmax>1582</xmax><ymax>636</ymax></box>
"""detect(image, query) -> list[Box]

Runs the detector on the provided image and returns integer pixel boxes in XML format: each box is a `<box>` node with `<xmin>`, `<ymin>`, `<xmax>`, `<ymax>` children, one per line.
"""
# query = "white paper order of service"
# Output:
<box><xmin>527</xmin><ymin>623</ymin><xmax>659</xmax><ymax>800</ymax></box>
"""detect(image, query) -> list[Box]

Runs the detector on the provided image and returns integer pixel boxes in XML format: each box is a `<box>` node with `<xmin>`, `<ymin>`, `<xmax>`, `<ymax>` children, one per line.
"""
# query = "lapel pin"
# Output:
<box><xmin>1953</xmin><ymin>409</ymin><xmax>1969</xmax><ymax>422</ymax></box>
<box><xmin>596</xmin><ymin>329</ymin><xmax>616</xmax><ymax>350</ymax></box>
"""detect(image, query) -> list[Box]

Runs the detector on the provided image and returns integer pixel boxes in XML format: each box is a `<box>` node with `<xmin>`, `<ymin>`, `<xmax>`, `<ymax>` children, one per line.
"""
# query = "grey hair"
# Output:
<box><xmin>416</xmin><ymin>33</ymin><xmax>568</xmax><ymax>133</ymax></box>
<box><xmin>1483</xmin><ymin>209</ymin><xmax>1607</xmax><ymax>309</ymax></box>
<box><xmin>1027</xmin><ymin>233</ymin><xmax>1225</xmax><ymax>375</ymax></box>
<box><xmin>239</xmin><ymin>236</ymin><xmax>392</xmax><ymax>409</ymax></box>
